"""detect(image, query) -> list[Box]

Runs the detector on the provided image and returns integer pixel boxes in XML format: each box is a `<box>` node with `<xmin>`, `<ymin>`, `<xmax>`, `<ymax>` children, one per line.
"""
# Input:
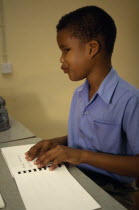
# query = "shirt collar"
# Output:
<box><xmin>97</xmin><ymin>68</ymin><xmax>119</xmax><ymax>104</ymax></box>
<box><xmin>78</xmin><ymin>68</ymin><xmax>119</xmax><ymax>104</ymax></box>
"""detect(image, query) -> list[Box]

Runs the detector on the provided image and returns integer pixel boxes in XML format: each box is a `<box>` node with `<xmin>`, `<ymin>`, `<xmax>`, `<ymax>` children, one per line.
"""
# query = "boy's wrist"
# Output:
<box><xmin>80</xmin><ymin>150</ymin><xmax>95</xmax><ymax>165</ymax></box>
<box><xmin>51</xmin><ymin>135</ymin><xmax>68</xmax><ymax>146</ymax></box>
<box><xmin>80</xmin><ymin>150</ymin><xmax>90</xmax><ymax>164</ymax></box>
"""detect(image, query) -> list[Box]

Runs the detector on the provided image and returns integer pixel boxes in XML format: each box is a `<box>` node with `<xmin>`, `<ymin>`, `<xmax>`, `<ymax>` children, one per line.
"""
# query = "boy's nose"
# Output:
<box><xmin>60</xmin><ymin>55</ymin><xmax>64</xmax><ymax>63</ymax></box>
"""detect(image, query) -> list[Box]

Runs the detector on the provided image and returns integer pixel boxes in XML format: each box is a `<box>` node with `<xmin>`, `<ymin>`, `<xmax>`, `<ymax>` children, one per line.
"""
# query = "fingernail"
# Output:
<box><xmin>50</xmin><ymin>166</ymin><xmax>55</xmax><ymax>171</ymax></box>
<box><xmin>49</xmin><ymin>167</ymin><xmax>53</xmax><ymax>171</ymax></box>
<box><xmin>25</xmin><ymin>154</ymin><xmax>30</xmax><ymax>159</ymax></box>
<box><xmin>34</xmin><ymin>159</ymin><xmax>39</xmax><ymax>164</ymax></box>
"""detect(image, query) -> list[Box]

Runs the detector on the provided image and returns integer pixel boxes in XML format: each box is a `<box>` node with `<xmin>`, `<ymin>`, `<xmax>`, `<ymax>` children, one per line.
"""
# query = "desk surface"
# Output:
<box><xmin>0</xmin><ymin>118</ymin><xmax>35</xmax><ymax>143</ymax></box>
<box><xmin>0</xmin><ymin>137</ymin><xmax>126</xmax><ymax>210</ymax></box>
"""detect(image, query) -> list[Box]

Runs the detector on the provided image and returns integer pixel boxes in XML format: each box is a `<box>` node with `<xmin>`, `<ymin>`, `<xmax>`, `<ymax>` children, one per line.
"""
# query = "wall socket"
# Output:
<box><xmin>1</xmin><ymin>63</ymin><xmax>12</xmax><ymax>74</ymax></box>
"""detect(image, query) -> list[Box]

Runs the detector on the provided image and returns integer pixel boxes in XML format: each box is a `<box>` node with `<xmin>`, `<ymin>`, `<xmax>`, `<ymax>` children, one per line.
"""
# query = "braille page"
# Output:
<box><xmin>1</xmin><ymin>144</ymin><xmax>101</xmax><ymax>210</ymax></box>
<box><xmin>14</xmin><ymin>165</ymin><xmax>101</xmax><ymax>210</ymax></box>
<box><xmin>1</xmin><ymin>144</ymin><xmax>36</xmax><ymax>177</ymax></box>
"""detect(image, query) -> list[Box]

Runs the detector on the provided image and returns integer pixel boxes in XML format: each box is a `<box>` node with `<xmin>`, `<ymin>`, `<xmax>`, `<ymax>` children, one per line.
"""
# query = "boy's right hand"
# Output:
<box><xmin>25</xmin><ymin>140</ymin><xmax>58</xmax><ymax>161</ymax></box>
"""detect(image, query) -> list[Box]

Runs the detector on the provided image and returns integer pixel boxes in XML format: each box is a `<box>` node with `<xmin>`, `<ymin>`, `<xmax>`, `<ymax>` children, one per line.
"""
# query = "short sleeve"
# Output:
<box><xmin>123</xmin><ymin>95</ymin><xmax>139</xmax><ymax>155</ymax></box>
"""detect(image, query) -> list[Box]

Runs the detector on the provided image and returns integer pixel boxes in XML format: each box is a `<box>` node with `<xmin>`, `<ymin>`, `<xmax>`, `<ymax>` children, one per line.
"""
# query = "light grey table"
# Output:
<box><xmin>0</xmin><ymin>117</ymin><xmax>35</xmax><ymax>143</ymax></box>
<box><xmin>0</xmin><ymin>137</ymin><xmax>127</xmax><ymax>210</ymax></box>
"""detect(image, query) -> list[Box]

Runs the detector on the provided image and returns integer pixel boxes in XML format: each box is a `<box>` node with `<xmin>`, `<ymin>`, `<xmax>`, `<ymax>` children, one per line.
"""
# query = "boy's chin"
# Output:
<box><xmin>68</xmin><ymin>74</ymin><xmax>85</xmax><ymax>82</ymax></box>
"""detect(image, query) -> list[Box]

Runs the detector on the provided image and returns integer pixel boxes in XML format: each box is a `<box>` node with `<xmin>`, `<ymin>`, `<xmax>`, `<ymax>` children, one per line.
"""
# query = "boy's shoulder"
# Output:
<box><xmin>118</xmin><ymin>77</ymin><xmax>139</xmax><ymax>98</ymax></box>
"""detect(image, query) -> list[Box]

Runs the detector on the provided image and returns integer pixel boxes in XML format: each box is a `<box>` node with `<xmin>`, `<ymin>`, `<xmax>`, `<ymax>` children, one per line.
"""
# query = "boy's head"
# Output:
<box><xmin>56</xmin><ymin>6</ymin><xmax>117</xmax><ymax>56</ymax></box>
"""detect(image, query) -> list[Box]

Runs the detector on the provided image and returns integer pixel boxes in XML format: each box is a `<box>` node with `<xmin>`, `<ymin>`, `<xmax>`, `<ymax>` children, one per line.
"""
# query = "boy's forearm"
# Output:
<box><xmin>51</xmin><ymin>135</ymin><xmax>68</xmax><ymax>146</ymax></box>
<box><xmin>81</xmin><ymin>150</ymin><xmax>139</xmax><ymax>176</ymax></box>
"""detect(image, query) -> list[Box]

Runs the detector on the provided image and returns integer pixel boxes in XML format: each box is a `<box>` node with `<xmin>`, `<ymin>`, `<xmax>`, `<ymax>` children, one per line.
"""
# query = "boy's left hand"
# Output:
<box><xmin>33</xmin><ymin>145</ymin><xmax>83</xmax><ymax>170</ymax></box>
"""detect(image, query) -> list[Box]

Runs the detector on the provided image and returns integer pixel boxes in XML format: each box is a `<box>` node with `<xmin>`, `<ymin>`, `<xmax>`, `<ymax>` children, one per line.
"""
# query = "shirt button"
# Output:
<box><xmin>85</xmin><ymin>111</ymin><xmax>88</xmax><ymax>115</ymax></box>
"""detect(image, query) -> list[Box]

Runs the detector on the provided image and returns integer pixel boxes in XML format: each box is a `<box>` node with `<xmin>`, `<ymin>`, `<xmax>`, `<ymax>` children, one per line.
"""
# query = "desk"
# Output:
<box><xmin>0</xmin><ymin>117</ymin><xmax>35</xmax><ymax>143</ymax></box>
<box><xmin>0</xmin><ymin>121</ymin><xmax>126</xmax><ymax>210</ymax></box>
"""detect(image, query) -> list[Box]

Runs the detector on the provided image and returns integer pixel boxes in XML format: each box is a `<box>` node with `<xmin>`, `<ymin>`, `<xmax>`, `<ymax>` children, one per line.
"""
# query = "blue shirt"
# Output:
<box><xmin>68</xmin><ymin>68</ymin><xmax>139</xmax><ymax>183</ymax></box>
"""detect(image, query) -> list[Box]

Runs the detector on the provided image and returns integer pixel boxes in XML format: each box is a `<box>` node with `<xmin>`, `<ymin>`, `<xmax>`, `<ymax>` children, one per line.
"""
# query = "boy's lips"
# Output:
<box><xmin>61</xmin><ymin>66</ymin><xmax>69</xmax><ymax>73</ymax></box>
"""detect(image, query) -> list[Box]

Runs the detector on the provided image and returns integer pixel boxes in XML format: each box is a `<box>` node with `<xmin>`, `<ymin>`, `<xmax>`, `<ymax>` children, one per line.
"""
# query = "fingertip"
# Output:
<box><xmin>25</xmin><ymin>155</ymin><xmax>29</xmax><ymax>160</ymax></box>
<box><xmin>49</xmin><ymin>166</ymin><xmax>54</xmax><ymax>171</ymax></box>
<box><xmin>37</xmin><ymin>163</ymin><xmax>43</xmax><ymax>168</ymax></box>
<box><xmin>49</xmin><ymin>165</ymin><xmax>57</xmax><ymax>171</ymax></box>
<box><xmin>25</xmin><ymin>152</ymin><xmax>31</xmax><ymax>159</ymax></box>
<box><xmin>34</xmin><ymin>159</ymin><xmax>39</xmax><ymax>165</ymax></box>
<box><xmin>25</xmin><ymin>156</ymin><xmax>32</xmax><ymax>161</ymax></box>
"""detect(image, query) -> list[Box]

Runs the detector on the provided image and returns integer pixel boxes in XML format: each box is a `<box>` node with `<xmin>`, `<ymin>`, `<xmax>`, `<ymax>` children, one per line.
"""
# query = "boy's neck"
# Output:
<box><xmin>87</xmin><ymin>59</ymin><xmax>112</xmax><ymax>98</ymax></box>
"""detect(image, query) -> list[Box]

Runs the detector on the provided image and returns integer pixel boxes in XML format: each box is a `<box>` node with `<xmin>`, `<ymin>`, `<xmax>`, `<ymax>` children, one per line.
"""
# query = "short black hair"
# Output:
<box><xmin>56</xmin><ymin>6</ymin><xmax>117</xmax><ymax>56</ymax></box>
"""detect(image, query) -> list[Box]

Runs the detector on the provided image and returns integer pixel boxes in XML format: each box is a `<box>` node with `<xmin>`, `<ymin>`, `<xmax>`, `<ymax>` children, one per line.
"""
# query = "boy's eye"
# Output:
<box><xmin>64</xmin><ymin>48</ymin><xmax>70</xmax><ymax>53</ymax></box>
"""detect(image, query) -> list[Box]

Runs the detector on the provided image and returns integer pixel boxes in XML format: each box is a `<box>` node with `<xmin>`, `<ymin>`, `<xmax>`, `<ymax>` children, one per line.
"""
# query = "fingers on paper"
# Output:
<box><xmin>35</xmin><ymin>150</ymin><xmax>55</xmax><ymax>167</ymax></box>
<box><xmin>25</xmin><ymin>141</ymin><xmax>44</xmax><ymax>160</ymax></box>
<box><xmin>49</xmin><ymin>159</ymin><xmax>61</xmax><ymax>171</ymax></box>
<box><xmin>35</xmin><ymin>146</ymin><xmax>64</xmax><ymax>169</ymax></box>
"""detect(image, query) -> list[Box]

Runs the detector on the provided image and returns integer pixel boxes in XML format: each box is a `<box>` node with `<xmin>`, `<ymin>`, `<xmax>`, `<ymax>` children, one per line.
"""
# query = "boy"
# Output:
<box><xmin>25</xmin><ymin>6</ymin><xmax>139</xmax><ymax>209</ymax></box>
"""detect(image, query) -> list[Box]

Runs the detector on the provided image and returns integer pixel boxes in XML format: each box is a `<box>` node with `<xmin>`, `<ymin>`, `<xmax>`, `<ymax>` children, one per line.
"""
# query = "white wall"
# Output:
<box><xmin>0</xmin><ymin>0</ymin><xmax>139</xmax><ymax>139</ymax></box>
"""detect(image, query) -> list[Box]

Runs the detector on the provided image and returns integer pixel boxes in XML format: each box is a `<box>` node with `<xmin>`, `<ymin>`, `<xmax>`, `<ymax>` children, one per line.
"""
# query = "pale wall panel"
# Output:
<box><xmin>0</xmin><ymin>0</ymin><xmax>138</xmax><ymax>138</ymax></box>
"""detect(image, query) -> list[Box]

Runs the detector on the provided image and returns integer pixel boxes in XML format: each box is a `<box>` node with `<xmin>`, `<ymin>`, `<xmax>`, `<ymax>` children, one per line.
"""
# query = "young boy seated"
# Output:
<box><xmin>25</xmin><ymin>6</ymin><xmax>139</xmax><ymax>209</ymax></box>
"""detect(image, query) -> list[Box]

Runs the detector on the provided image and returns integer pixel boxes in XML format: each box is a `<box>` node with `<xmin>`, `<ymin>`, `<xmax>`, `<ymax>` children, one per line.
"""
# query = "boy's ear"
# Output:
<box><xmin>88</xmin><ymin>40</ymin><xmax>100</xmax><ymax>57</ymax></box>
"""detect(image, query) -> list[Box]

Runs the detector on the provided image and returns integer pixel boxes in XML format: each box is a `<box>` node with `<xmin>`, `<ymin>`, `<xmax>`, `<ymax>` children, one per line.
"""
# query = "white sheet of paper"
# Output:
<box><xmin>14</xmin><ymin>165</ymin><xmax>101</xmax><ymax>210</ymax></box>
<box><xmin>1</xmin><ymin>144</ymin><xmax>37</xmax><ymax>177</ymax></box>
<box><xmin>1</xmin><ymin>144</ymin><xmax>101</xmax><ymax>210</ymax></box>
